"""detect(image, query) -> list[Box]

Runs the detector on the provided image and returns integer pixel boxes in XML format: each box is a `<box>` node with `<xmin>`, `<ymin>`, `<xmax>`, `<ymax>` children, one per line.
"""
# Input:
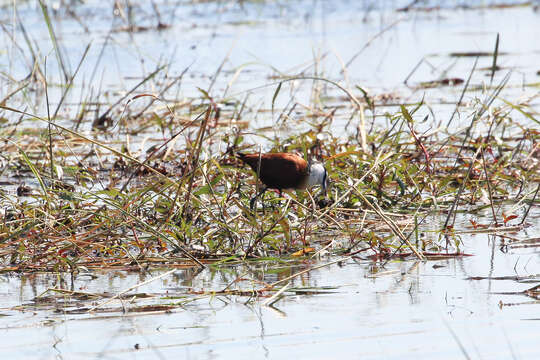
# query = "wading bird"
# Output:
<box><xmin>237</xmin><ymin>152</ymin><xmax>328</xmax><ymax>209</ymax></box>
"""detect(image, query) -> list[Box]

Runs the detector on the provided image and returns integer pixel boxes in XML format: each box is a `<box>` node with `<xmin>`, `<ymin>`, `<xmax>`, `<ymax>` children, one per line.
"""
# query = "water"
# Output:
<box><xmin>0</xmin><ymin>209</ymin><xmax>538</xmax><ymax>359</ymax></box>
<box><xmin>1</xmin><ymin>0</ymin><xmax>539</xmax><ymax>131</ymax></box>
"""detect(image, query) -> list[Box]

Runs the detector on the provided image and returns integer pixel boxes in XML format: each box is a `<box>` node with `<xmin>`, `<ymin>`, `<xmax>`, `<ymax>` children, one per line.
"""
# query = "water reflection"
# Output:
<box><xmin>3</xmin><ymin>209</ymin><xmax>538</xmax><ymax>359</ymax></box>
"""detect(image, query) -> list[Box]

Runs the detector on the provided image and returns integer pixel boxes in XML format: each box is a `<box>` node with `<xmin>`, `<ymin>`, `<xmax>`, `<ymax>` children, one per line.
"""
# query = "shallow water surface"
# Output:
<box><xmin>1</xmin><ymin>0</ymin><xmax>539</xmax><ymax>132</ymax></box>
<box><xmin>1</xmin><ymin>211</ymin><xmax>539</xmax><ymax>359</ymax></box>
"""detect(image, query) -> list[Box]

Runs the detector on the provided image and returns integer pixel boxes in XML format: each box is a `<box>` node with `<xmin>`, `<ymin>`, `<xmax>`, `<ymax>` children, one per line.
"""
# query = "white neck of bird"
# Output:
<box><xmin>307</xmin><ymin>162</ymin><xmax>326</xmax><ymax>188</ymax></box>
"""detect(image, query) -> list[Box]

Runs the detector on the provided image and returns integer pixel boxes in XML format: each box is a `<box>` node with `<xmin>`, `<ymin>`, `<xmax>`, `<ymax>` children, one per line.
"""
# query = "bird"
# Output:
<box><xmin>236</xmin><ymin>152</ymin><xmax>328</xmax><ymax>210</ymax></box>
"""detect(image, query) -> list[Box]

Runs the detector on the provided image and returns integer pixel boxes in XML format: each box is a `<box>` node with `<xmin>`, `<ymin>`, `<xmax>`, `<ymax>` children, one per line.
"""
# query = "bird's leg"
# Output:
<box><xmin>249</xmin><ymin>187</ymin><xmax>267</xmax><ymax>211</ymax></box>
<box><xmin>276</xmin><ymin>189</ymin><xmax>283</xmax><ymax>208</ymax></box>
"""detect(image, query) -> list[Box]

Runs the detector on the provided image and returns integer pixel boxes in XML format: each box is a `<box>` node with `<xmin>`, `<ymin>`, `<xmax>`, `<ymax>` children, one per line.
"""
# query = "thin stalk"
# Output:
<box><xmin>481</xmin><ymin>148</ymin><xmax>498</xmax><ymax>225</ymax></box>
<box><xmin>443</xmin><ymin>147</ymin><xmax>482</xmax><ymax>232</ymax></box>
<box><xmin>254</xmin><ymin>145</ymin><xmax>263</xmax><ymax>212</ymax></box>
<box><xmin>52</xmin><ymin>43</ymin><xmax>91</xmax><ymax>119</ymax></box>
<box><xmin>447</xmin><ymin>57</ymin><xmax>478</xmax><ymax>128</ymax></box>
<box><xmin>44</xmin><ymin>58</ymin><xmax>54</xmax><ymax>183</ymax></box>
<box><xmin>490</xmin><ymin>33</ymin><xmax>500</xmax><ymax>84</ymax></box>
<box><xmin>181</xmin><ymin>106</ymin><xmax>212</xmax><ymax>219</ymax></box>
<box><xmin>450</xmin><ymin>71</ymin><xmax>511</xmax><ymax>172</ymax></box>
<box><xmin>39</xmin><ymin>0</ymin><xmax>69</xmax><ymax>82</ymax></box>
<box><xmin>520</xmin><ymin>183</ymin><xmax>540</xmax><ymax>225</ymax></box>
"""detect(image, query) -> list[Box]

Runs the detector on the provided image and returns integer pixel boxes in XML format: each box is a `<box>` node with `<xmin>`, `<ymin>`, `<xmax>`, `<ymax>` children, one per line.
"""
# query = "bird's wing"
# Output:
<box><xmin>259</xmin><ymin>153</ymin><xmax>308</xmax><ymax>189</ymax></box>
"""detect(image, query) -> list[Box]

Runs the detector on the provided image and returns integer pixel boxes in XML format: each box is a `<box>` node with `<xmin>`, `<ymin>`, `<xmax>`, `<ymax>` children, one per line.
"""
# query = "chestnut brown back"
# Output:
<box><xmin>238</xmin><ymin>153</ymin><xmax>309</xmax><ymax>190</ymax></box>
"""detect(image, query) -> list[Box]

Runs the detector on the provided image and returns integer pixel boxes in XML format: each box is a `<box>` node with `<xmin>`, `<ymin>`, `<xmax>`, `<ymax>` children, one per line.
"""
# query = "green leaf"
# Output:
<box><xmin>19</xmin><ymin>149</ymin><xmax>50</xmax><ymax>208</ymax></box>
<box><xmin>400</xmin><ymin>105</ymin><xmax>414</xmax><ymax>124</ymax></box>
<box><xmin>194</xmin><ymin>174</ymin><xmax>222</xmax><ymax>196</ymax></box>
<box><xmin>501</xmin><ymin>98</ymin><xmax>539</xmax><ymax>125</ymax></box>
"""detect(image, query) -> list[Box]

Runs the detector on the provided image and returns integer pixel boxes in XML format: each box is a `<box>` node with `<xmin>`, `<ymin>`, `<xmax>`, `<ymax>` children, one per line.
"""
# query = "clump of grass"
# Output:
<box><xmin>0</xmin><ymin>1</ymin><xmax>538</xmax><ymax>273</ymax></box>
<box><xmin>0</xmin><ymin>80</ymin><xmax>538</xmax><ymax>273</ymax></box>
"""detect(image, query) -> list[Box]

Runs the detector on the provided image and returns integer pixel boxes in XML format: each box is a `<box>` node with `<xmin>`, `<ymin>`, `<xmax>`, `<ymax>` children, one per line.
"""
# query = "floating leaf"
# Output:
<box><xmin>502</xmin><ymin>213</ymin><xmax>518</xmax><ymax>225</ymax></box>
<box><xmin>291</xmin><ymin>247</ymin><xmax>315</xmax><ymax>257</ymax></box>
